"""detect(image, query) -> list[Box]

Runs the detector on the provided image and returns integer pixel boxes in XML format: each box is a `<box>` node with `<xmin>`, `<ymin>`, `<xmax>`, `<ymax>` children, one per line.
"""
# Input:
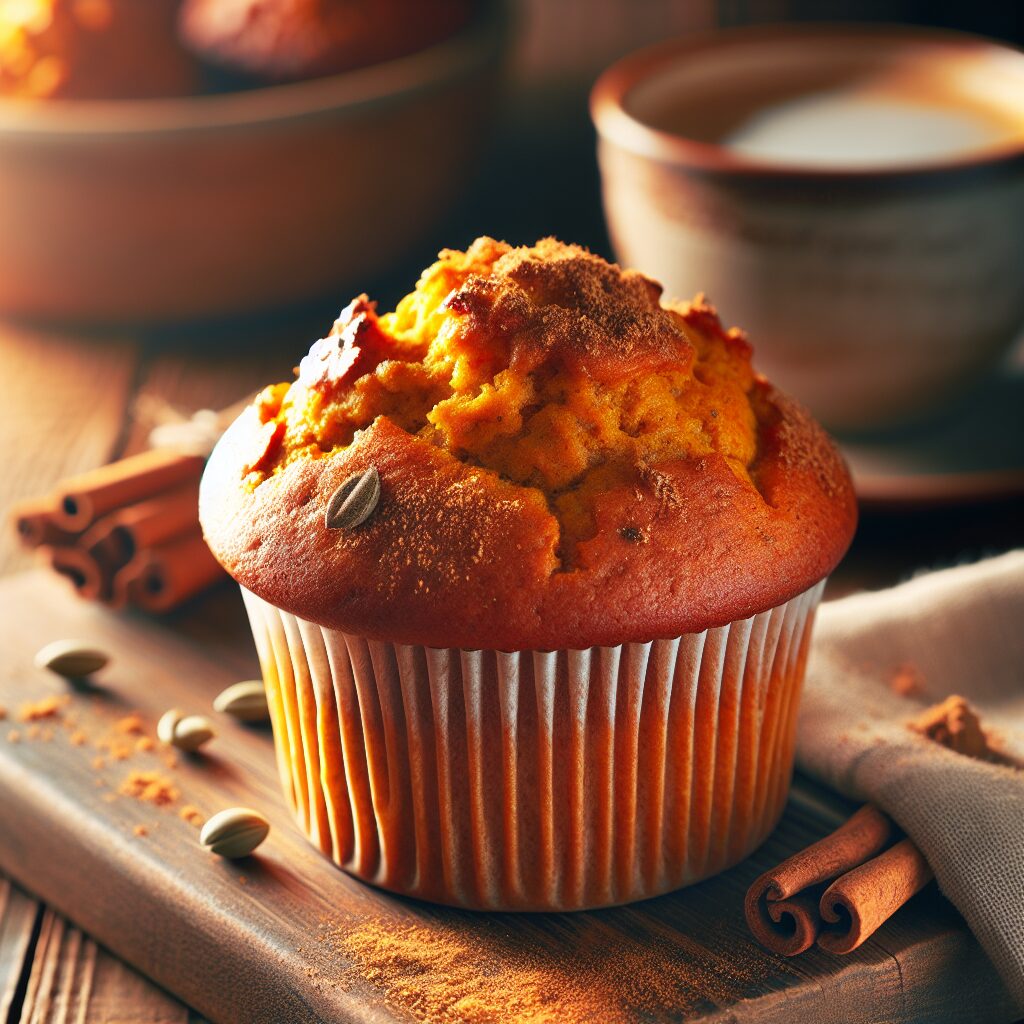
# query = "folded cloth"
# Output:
<box><xmin>799</xmin><ymin>550</ymin><xmax>1024</xmax><ymax>1007</ymax></box>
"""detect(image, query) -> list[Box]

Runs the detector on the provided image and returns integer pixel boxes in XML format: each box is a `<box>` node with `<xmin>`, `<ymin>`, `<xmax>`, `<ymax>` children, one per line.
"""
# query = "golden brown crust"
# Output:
<box><xmin>444</xmin><ymin>238</ymin><xmax>694</xmax><ymax>382</ymax></box>
<box><xmin>201</xmin><ymin>384</ymin><xmax>856</xmax><ymax>651</ymax></box>
<box><xmin>201</xmin><ymin>238</ymin><xmax>856</xmax><ymax>649</ymax></box>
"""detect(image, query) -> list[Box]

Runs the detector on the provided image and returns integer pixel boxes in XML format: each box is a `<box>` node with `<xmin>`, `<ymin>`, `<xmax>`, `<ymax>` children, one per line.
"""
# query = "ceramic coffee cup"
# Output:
<box><xmin>591</xmin><ymin>25</ymin><xmax>1024</xmax><ymax>432</ymax></box>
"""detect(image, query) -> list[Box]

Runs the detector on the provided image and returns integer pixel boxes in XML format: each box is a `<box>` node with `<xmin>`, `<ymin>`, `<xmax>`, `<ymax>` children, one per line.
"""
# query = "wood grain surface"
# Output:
<box><xmin>0</xmin><ymin>317</ymin><xmax>301</xmax><ymax>1023</ymax></box>
<box><xmin>18</xmin><ymin>909</ymin><xmax>201</xmax><ymax>1024</ymax></box>
<box><xmin>0</xmin><ymin>570</ymin><xmax>1017</xmax><ymax>1024</ymax></box>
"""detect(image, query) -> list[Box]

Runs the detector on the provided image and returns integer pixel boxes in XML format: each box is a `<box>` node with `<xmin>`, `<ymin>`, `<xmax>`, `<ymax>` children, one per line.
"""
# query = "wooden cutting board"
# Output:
<box><xmin>0</xmin><ymin>571</ymin><xmax>1016</xmax><ymax>1024</ymax></box>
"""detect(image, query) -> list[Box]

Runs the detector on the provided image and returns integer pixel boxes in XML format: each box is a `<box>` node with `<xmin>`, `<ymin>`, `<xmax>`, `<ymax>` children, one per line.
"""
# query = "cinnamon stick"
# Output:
<box><xmin>82</xmin><ymin>482</ymin><xmax>202</xmax><ymax>568</ymax></box>
<box><xmin>817</xmin><ymin>838</ymin><xmax>933</xmax><ymax>954</ymax></box>
<box><xmin>47</xmin><ymin>545</ymin><xmax>106</xmax><ymax>602</ymax></box>
<box><xmin>52</xmin><ymin>449</ymin><xmax>204</xmax><ymax>532</ymax></box>
<box><xmin>746</xmin><ymin>695</ymin><xmax>1013</xmax><ymax>959</ymax></box>
<box><xmin>745</xmin><ymin>890</ymin><xmax>823</xmax><ymax>957</ymax></box>
<box><xmin>11</xmin><ymin>497</ymin><xmax>79</xmax><ymax>549</ymax></box>
<box><xmin>113</xmin><ymin>529</ymin><xmax>224</xmax><ymax>613</ymax></box>
<box><xmin>744</xmin><ymin>804</ymin><xmax>894</xmax><ymax>955</ymax></box>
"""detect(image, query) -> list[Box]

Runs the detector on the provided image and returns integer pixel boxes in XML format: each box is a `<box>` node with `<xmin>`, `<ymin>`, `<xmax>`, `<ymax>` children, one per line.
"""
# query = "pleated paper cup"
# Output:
<box><xmin>240</xmin><ymin>580</ymin><xmax>825</xmax><ymax>910</ymax></box>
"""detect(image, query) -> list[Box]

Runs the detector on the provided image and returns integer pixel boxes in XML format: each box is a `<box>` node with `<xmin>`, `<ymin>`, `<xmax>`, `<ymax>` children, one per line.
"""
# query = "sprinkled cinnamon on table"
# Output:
<box><xmin>179</xmin><ymin>805</ymin><xmax>204</xmax><ymax>827</ymax></box>
<box><xmin>116</xmin><ymin>713</ymin><xmax>146</xmax><ymax>735</ymax></box>
<box><xmin>18</xmin><ymin>695</ymin><xmax>64</xmax><ymax>721</ymax></box>
<box><xmin>318</xmin><ymin>914</ymin><xmax>776</xmax><ymax>1024</ymax></box>
<box><xmin>119</xmin><ymin>770</ymin><xmax>179</xmax><ymax>806</ymax></box>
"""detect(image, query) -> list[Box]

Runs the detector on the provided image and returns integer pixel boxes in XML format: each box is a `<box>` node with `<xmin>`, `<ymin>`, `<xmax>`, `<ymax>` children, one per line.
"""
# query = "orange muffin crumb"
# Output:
<box><xmin>251</xmin><ymin>238</ymin><xmax>758</xmax><ymax>561</ymax></box>
<box><xmin>18</xmin><ymin>695</ymin><xmax>63</xmax><ymax>722</ymax></box>
<box><xmin>179</xmin><ymin>804</ymin><xmax>204</xmax><ymax>827</ymax></box>
<box><xmin>115</xmin><ymin>713</ymin><xmax>145</xmax><ymax>734</ymax></box>
<box><xmin>119</xmin><ymin>770</ymin><xmax>179</xmax><ymax>806</ymax></box>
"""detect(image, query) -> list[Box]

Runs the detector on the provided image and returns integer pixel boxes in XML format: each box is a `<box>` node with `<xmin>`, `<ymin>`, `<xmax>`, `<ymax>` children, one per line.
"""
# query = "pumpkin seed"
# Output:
<box><xmin>325</xmin><ymin>467</ymin><xmax>380</xmax><ymax>530</ymax></box>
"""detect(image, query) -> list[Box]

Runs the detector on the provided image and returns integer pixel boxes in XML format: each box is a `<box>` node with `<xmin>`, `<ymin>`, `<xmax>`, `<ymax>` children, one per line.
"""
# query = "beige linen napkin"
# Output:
<box><xmin>798</xmin><ymin>550</ymin><xmax>1024</xmax><ymax>1005</ymax></box>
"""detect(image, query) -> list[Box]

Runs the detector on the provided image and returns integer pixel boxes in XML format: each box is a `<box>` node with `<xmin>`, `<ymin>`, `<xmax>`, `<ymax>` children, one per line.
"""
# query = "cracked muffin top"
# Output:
<box><xmin>200</xmin><ymin>237</ymin><xmax>856</xmax><ymax>650</ymax></box>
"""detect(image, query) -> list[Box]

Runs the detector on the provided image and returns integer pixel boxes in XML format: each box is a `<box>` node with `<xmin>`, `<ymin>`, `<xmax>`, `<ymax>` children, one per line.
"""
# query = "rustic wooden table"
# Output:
<box><xmin>1</xmin><ymin>309</ymin><xmax>1022</xmax><ymax>1023</ymax></box>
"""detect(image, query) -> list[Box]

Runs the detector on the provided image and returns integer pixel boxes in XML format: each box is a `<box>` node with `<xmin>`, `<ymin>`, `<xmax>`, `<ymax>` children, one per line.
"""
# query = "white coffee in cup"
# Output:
<box><xmin>593</xmin><ymin>29</ymin><xmax>1024</xmax><ymax>430</ymax></box>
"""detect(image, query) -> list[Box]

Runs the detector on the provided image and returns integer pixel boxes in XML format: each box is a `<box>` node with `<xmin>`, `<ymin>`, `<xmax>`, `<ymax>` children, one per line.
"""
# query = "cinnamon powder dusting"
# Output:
<box><xmin>18</xmin><ymin>695</ymin><xmax>64</xmax><ymax>721</ymax></box>
<box><xmin>179</xmin><ymin>804</ymin><xmax>204</xmax><ymax>827</ymax></box>
<box><xmin>115</xmin><ymin>713</ymin><xmax>146</xmax><ymax>735</ymax></box>
<box><xmin>321</xmin><ymin>913</ymin><xmax>778</xmax><ymax>1023</ymax></box>
<box><xmin>910</xmin><ymin>695</ymin><xmax>1021</xmax><ymax>767</ymax></box>
<box><xmin>889</xmin><ymin>663</ymin><xmax>924</xmax><ymax>699</ymax></box>
<box><xmin>119</xmin><ymin>770</ymin><xmax>179</xmax><ymax>806</ymax></box>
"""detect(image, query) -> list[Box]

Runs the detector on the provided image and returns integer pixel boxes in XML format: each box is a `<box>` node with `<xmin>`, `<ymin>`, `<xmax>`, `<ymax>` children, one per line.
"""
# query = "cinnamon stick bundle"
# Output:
<box><xmin>13</xmin><ymin>496</ymin><xmax>79</xmax><ymax>548</ymax></box>
<box><xmin>817</xmin><ymin>838</ymin><xmax>933</xmax><ymax>954</ymax></box>
<box><xmin>745</xmin><ymin>695</ymin><xmax>1010</xmax><ymax>958</ymax></box>
<box><xmin>113</xmin><ymin>529</ymin><xmax>224</xmax><ymax>613</ymax></box>
<box><xmin>52</xmin><ymin>448</ymin><xmax>204</xmax><ymax>532</ymax></box>
<box><xmin>10</xmin><ymin>449</ymin><xmax>222</xmax><ymax>613</ymax></box>
<box><xmin>744</xmin><ymin>805</ymin><xmax>931</xmax><ymax>956</ymax></box>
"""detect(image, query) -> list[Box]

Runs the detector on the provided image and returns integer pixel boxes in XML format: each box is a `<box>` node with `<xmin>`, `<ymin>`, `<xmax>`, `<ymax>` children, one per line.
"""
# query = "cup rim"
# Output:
<box><xmin>589</xmin><ymin>21</ymin><xmax>1024</xmax><ymax>183</ymax></box>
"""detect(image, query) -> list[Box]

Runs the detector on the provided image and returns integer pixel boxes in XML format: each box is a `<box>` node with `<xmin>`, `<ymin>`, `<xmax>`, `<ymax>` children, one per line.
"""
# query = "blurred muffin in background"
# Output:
<box><xmin>179</xmin><ymin>0</ymin><xmax>478</xmax><ymax>84</ymax></box>
<box><xmin>0</xmin><ymin>0</ymin><xmax>199</xmax><ymax>99</ymax></box>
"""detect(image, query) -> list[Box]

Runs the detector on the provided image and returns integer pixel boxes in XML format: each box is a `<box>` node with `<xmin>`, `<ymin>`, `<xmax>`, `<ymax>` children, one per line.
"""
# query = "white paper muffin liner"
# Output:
<box><xmin>241</xmin><ymin>580</ymin><xmax>825</xmax><ymax>910</ymax></box>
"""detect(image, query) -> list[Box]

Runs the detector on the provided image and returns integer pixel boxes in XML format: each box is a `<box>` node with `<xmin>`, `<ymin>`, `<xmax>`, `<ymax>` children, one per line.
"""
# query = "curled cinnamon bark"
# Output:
<box><xmin>818</xmin><ymin>838</ymin><xmax>933</xmax><ymax>953</ymax></box>
<box><xmin>11</xmin><ymin>496</ymin><xmax>77</xmax><ymax>548</ymax></box>
<box><xmin>48</xmin><ymin>545</ymin><xmax>106</xmax><ymax>601</ymax></box>
<box><xmin>746</xmin><ymin>695</ymin><xmax>1016</xmax><ymax>959</ymax></box>
<box><xmin>114</xmin><ymin>529</ymin><xmax>223</xmax><ymax>613</ymax></box>
<box><xmin>83</xmin><ymin>482</ymin><xmax>202</xmax><ymax>566</ymax></box>
<box><xmin>745</xmin><ymin>889</ymin><xmax>822</xmax><ymax>956</ymax></box>
<box><xmin>52</xmin><ymin>449</ymin><xmax>203</xmax><ymax>531</ymax></box>
<box><xmin>744</xmin><ymin>804</ymin><xmax>894</xmax><ymax>956</ymax></box>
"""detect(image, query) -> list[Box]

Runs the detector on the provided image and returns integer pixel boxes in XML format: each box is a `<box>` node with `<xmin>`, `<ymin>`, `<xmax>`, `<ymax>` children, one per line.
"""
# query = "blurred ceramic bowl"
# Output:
<box><xmin>591</xmin><ymin>25</ymin><xmax>1024</xmax><ymax>432</ymax></box>
<box><xmin>0</xmin><ymin>2</ymin><xmax>505</xmax><ymax>322</ymax></box>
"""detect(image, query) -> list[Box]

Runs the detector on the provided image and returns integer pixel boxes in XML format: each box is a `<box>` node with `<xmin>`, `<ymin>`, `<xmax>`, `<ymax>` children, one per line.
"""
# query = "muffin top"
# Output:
<box><xmin>200</xmin><ymin>238</ymin><xmax>856</xmax><ymax>650</ymax></box>
<box><xmin>179</xmin><ymin>0</ymin><xmax>476</xmax><ymax>82</ymax></box>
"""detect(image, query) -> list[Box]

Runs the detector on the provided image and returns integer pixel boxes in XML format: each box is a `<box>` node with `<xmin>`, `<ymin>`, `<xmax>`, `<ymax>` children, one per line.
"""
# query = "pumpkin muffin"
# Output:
<box><xmin>0</xmin><ymin>0</ymin><xmax>197</xmax><ymax>100</ymax></box>
<box><xmin>201</xmin><ymin>237</ymin><xmax>856</xmax><ymax>910</ymax></box>
<box><xmin>178</xmin><ymin>0</ymin><xmax>477</xmax><ymax>83</ymax></box>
